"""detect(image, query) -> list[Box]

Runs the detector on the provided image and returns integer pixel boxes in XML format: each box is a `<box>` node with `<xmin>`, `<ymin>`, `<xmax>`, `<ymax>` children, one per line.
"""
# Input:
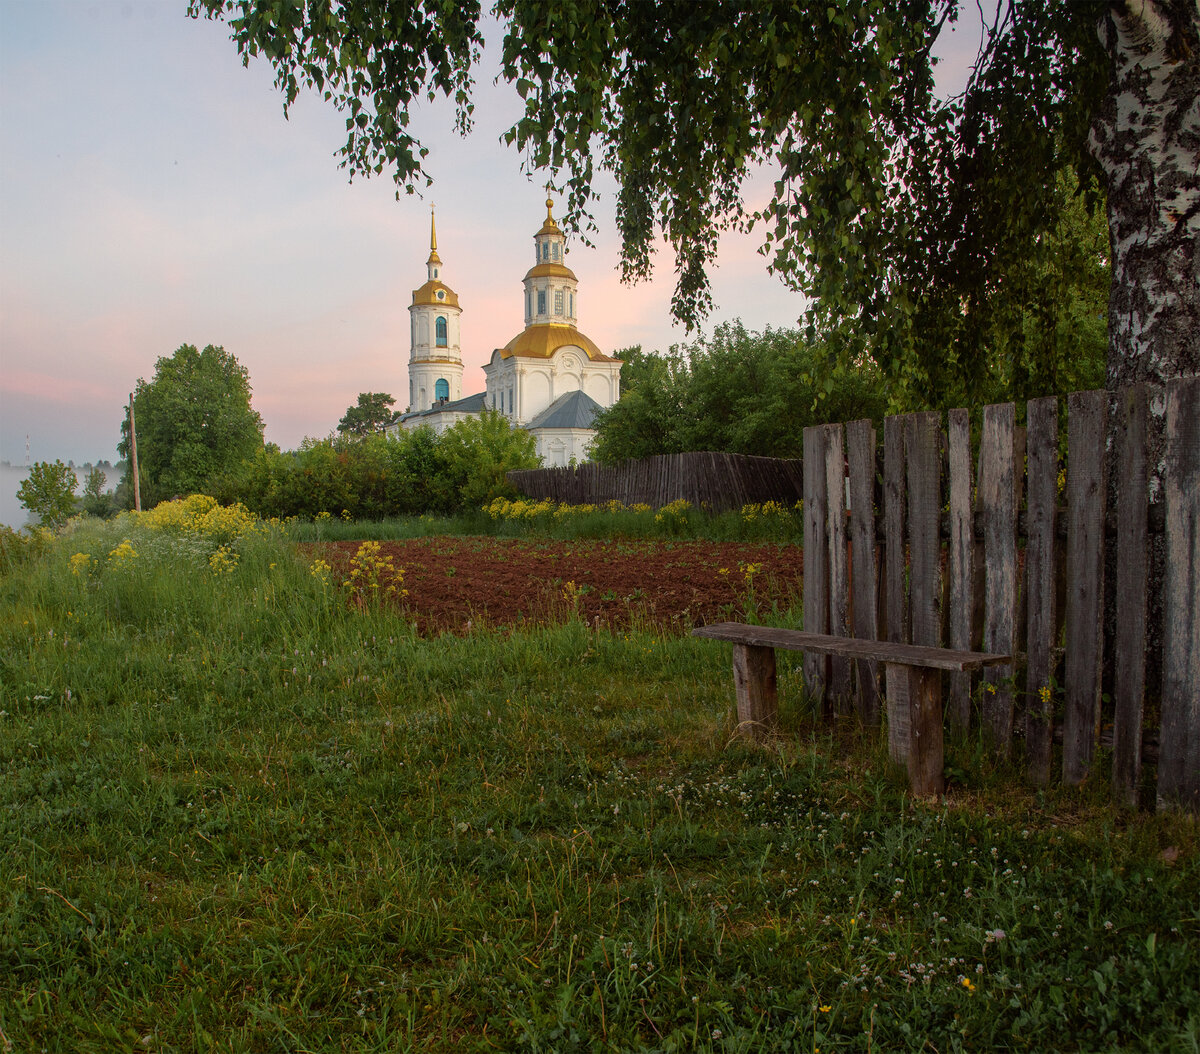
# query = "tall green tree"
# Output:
<box><xmin>591</xmin><ymin>323</ymin><xmax>890</xmax><ymax>462</ymax></box>
<box><xmin>437</xmin><ymin>411</ymin><xmax>541</xmax><ymax>509</ymax></box>
<box><xmin>120</xmin><ymin>344</ymin><xmax>264</xmax><ymax>507</ymax></box>
<box><xmin>189</xmin><ymin>1</ymin><xmax>1197</xmax><ymax>401</ymax></box>
<box><xmin>338</xmin><ymin>392</ymin><xmax>396</xmax><ymax>437</ymax></box>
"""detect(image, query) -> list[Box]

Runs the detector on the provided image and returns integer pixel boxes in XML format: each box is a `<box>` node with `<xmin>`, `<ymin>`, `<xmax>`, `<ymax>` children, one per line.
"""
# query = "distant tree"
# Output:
<box><xmin>17</xmin><ymin>460</ymin><xmax>78</xmax><ymax>529</ymax></box>
<box><xmin>80</xmin><ymin>466</ymin><xmax>115</xmax><ymax>519</ymax></box>
<box><xmin>338</xmin><ymin>392</ymin><xmax>397</xmax><ymax>437</ymax></box>
<box><xmin>591</xmin><ymin>323</ymin><xmax>890</xmax><ymax>463</ymax></box>
<box><xmin>119</xmin><ymin>344</ymin><xmax>265</xmax><ymax>507</ymax></box>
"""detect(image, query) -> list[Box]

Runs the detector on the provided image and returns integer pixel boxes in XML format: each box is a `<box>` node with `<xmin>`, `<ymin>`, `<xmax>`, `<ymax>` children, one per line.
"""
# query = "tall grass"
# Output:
<box><xmin>1</xmin><ymin>506</ymin><xmax>1196</xmax><ymax>1052</ymax></box>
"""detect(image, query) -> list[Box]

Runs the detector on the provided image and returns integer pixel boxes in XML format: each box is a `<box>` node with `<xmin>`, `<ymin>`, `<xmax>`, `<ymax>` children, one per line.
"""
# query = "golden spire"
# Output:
<box><xmin>545</xmin><ymin>193</ymin><xmax>554</xmax><ymax>222</ymax></box>
<box><xmin>430</xmin><ymin>203</ymin><xmax>438</xmax><ymax>252</ymax></box>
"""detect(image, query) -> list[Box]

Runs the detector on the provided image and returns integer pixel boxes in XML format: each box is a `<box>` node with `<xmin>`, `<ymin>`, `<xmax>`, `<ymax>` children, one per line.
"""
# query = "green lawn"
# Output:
<box><xmin>1</xmin><ymin>509</ymin><xmax>1197</xmax><ymax>1052</ymax></box>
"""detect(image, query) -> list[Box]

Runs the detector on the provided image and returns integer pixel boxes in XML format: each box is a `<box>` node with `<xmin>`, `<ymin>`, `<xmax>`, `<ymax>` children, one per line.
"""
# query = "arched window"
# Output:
<box><xmin>435</xmin><ymin>378</ymin><xmax>449</xmax><ymax>401</ymax></box>
<box><xmin>435</xmin><ymin>316</ymin><xmax>448</xmax><ymax>347</ymax></box>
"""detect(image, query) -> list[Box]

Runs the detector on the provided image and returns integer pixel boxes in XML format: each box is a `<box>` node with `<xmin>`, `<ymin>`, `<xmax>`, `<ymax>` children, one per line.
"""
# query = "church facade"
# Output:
<box><xmin>389</xmin><ymin>200</ymin><xmax>621</xmax><ymax>467</ymax></box>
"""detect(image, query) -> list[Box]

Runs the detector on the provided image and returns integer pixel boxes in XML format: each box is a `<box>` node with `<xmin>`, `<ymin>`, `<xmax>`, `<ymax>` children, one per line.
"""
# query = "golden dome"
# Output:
<box><xmin>523</xmin><ymin>261</ymin><xmax>578</xmax><ymax>282</ymax></box>
<box><xmin>498</xmin><ymin>323</ymin><xmax>610</xmax><ymax>361</ymax></box>
<box><xmin>411</xmin><ymin>280</ymin><xmax>459</xmax><ymax>307</ymax></box>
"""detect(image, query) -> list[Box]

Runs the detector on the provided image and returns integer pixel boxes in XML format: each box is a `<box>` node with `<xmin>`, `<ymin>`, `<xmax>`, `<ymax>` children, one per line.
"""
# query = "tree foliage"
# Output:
<box><xmin>337</xmin><ymin>392</ymin><xmax>397</xmax><ymax>437</ymax></box>
<box><xmin>187</xmin><ymin>1</ymin><xmax>1197</xmax><ymax>401</ymax></box>
<box><xmin>17</xmin><ymin>461</ymin><xmax>78</xmax><ymax>530</ymax></box>
<box><xmin>120</xmin><ymin>344</ymin><xmax>265</xmax><ymax>508</ymax></box>
<box><xmin>215</xmin><ymin>413</ymin><xmax>539</xmax><ymax>519</ymax></box>
<box><xmin>590</xmin><ymin>323</ymin><xmax>891</xmax><ymax>463</ymax></box>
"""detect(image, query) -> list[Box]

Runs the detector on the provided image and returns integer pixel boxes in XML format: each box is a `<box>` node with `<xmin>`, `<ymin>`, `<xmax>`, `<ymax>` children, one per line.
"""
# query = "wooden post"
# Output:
<box><xmin>885</xmin><ymin>663</ymin><xmax>944</xmax><ymax>797</ymax></box>
<box><xmin>732</xmin><ymin>643</ymin><xmax>778</xmax><ymax>740</ymax></box>
<box><xmin>1158</xmin><ymin>376</ymin><xmax>1200</xmax><ymax>811</ymax></box>
<box><xmin>128</xmin><ymin>392</ymin><xmax>141</xmax><ymax>513</ymax></box>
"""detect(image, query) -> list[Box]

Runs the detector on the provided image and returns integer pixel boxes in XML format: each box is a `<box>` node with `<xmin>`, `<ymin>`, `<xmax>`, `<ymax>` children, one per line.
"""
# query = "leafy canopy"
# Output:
<box><xmin>17</xmin><ymin>461</ymin><xmax>78</xmax><ymax>530</ymax></box>
<box><xmin>590</xmin><ymin>323</ymin><xmax>890</xmax><ymax>464</ymax></box>
<box><xmin>338</xmin><ymin>392</ymin><xmax>397</xmax><ymax>437</ymax></box>
<box><xmin>120</xmin><ymin>344</ymin><xmax>265</xmax><ymax>507</ymax></box>
<box><xmin>189</xmin><ymin>1</ymin><xmax>1117</xmax><ymax>404</ymax></box>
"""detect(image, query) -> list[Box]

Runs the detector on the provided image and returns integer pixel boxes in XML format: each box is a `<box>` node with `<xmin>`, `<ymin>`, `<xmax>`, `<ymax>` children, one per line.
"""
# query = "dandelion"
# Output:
<box><xmin>961</xmin><ymin>977</ymin><xmax>976</xmax><ymax>993</ymax></box>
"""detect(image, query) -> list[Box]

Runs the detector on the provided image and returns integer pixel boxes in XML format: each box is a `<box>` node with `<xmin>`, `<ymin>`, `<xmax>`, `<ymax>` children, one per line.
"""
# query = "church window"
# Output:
<box><xmin>434</xmin><ymin>268</ymin><xmax>438</xmax><ymax>278</ymax></box>
<box><xmin>436</xmin><ymin>316</ymin><xmax>447</xmax><ymax>347</ymax></box>
<box><xmin>526</xmin><ymin>290</ymin><xmax>531</xmax><ymax>318</ymax></box>
<box><xmin>537</xmin><ymin>290</ymin><xmax>546</xmax><ymax>315</ymax></box>
<box><xmin>552</xmin><ymin>242</ymin><xmax>560</xmax><ymax>260</ymax></box>
<box><xmin>435</xmin><ymin>378</ymin><xmax>449</xmax><ymax>401</ymax></box>
<box><xmin>569</xmin><ymin>292</ymin><xmax>574</xmax><ymax>316</ymax></box>
<box><xmin>555</xmin><ymin>289</ymin><xmax>564</xmax><ymax>315</ymax></box>
<box><xmin>541</xmin><ymin>242</ymin><xmax>549</xmax><ymax>261</ymax></box>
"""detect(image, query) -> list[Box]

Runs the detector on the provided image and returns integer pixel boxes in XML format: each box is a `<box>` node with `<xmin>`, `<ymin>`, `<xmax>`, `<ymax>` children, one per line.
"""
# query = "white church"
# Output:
<box><xmin>388</xmin><ymin>198</ymin><xmax>622</xmax><ymax>467</ymax></box>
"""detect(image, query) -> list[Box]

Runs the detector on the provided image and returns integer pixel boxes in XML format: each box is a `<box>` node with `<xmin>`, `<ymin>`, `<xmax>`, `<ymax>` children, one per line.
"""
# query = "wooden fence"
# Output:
<box><xmin>508</xmin><ymin>452</ymin><xmax>804</xmax><ymax>511</ymax></box>
<box><xmin>802</xmin><ymin>378</ymin><xmax>1199</xmax><ymax>812</ymax></box>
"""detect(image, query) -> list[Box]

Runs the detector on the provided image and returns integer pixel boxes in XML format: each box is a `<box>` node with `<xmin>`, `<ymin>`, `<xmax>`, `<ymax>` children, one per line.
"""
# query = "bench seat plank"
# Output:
<box><xmin>692</xmin><ymin>623</ymin><xmax>1010</xmax><ymax>673</ymax></box>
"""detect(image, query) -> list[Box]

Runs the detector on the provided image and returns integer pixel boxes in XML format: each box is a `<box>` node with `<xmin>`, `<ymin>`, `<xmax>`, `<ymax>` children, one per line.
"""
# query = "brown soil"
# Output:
<box><xmin>311</xmin><ymin>537</ymin><xmax>806</xmax><ymax>635</ymax></box>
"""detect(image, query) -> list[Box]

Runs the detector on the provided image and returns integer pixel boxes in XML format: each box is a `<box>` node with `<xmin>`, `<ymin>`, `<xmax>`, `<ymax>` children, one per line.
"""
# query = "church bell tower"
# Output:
<box><xmin>407</xmin><ymin>206</ymin><xmax>463</xmax><ymax>410</ymax></box>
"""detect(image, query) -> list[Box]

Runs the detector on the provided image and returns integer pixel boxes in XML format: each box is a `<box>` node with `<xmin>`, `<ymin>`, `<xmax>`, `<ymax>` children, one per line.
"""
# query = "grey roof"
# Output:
<box><xmin>525</xmin><ymin>389</ymin><xmax>603</xmax><ymax>431</ymax></box>
<box><xmin>397</xmin><ymin>391</ymin><xmax>487</xmax><ymax>422</ymax></box>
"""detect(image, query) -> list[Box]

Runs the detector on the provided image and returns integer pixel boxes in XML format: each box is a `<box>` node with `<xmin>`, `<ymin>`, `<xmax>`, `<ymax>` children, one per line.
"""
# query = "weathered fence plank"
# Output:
<box><xmin>906</xmin><ymin>413</ymin><xmax>943</xmax><ymax>649</ymax></box>
<box><xmin>1024</xmin><ymin>397</ymin><xmax>1058</xmax><ymax>787</ymax></box>
<box><xmin>824</xmin><ymin>424</ymin><xmax>852</xmax><ymax>711</ymax></box>
<box><xmin>1158</xmin><ymin>376</ymin><xmax>1200</xmax><ymax>811</ymax></box>
<box><xmin>947</xmin><ymin>408</ymin><xmax>974</xmax><ymax>733</ymax></box>
<box><xmin>978</xmin><ymin>403</ymin><xmax>1017</xmax><ymax>754</ymax></box>
<box><xmin>803</xmin><ymin>426</ymin><xmax>830</xmax><ymax>712</ymax></box>
<box><xmin>1063</xmin><ymin>390</ymin><xmax>1108</xmax><ymax>786</ymax></box>
<box><xmin>885</xmin><ymin>664</ymin><xmax>944</xmax><ymax>797</ymax></box>
<box><xmin>1112</xmin><ymin>384</ymin><xmax>1149</xmax><ymax>807</ymax></box>
<box><xmin>732</xmin><ymin>643</ymin><xmax>778</xmax><ymax>740</ymax></box>
<box><xmin>847</xmin><ymin>418</ymin><xmax>881</xmax><ymax>725</ymax></box>
<box><xmin>884</xmin><ymin>416</ymin><xmax>907</xmax><ymax>647</ymax></box>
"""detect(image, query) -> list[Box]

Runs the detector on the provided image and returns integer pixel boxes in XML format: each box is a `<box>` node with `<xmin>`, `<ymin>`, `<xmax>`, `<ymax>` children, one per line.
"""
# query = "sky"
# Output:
<box><xmin>0</xmin><ymin>1</ymin><xmax>984</xmax><ymax>466</ymax></box>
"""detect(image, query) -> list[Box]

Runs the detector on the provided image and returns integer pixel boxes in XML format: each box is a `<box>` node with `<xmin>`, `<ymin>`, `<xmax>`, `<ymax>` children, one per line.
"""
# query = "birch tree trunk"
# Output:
<box><xmin>1091</xmin><ymin>1</ymin><xmax>1200</xmax><ymax>389</ymax></box>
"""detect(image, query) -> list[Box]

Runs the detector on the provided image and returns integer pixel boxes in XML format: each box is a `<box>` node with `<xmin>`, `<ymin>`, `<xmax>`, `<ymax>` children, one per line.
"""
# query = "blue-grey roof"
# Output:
<box><xmin>396</xmin><ymin>391</ymin><xmax>488</xmax><ymax>422</ymax></box>
<box><xmin>525</xmin><ymin>390</ymin><xmax>603</xmax><ymax>430</ymax></box>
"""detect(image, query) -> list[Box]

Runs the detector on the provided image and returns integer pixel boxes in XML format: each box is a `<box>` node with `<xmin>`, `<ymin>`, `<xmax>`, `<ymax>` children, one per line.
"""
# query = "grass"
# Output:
<box><xmin>1</xmin><ymin>507</ymin><xmax>1197</xmax><ymax>1052</ymax></box>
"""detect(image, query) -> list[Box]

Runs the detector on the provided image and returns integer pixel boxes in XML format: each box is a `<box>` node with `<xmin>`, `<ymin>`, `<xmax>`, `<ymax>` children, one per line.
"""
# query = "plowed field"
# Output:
<box><xmin>313</xmin><ymin>537</ymin><xmax>806</xmax><ymax>634</ymax></box>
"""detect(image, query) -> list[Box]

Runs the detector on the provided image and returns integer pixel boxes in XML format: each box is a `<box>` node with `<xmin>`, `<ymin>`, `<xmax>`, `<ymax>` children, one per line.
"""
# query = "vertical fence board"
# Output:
<box><xmin>947</xmin><ymin>408</ymin><xmax>975</xmax><ymax>732</ymax></box>
<box><xmin>1158</xmin><ymin>376</ymin><xmax>1200</xmax><ymax>811</ymax></box>
<box><xmin>825</xmin><ymin>424</ymin><xmax>852</xmax><ymax>710</ymax></box>
<box><xmin>906</xmin><ymin>413</ymin><xmax>942</xmax><ymax>647</ymax></box>
<box><xmin>1024</xmin><ymin>397</ymin><xmax>1058</xmax><ymax>787</ymax></box>
<box><xmin>1112</xmin><ymin>385</ymin><xmax>1149</xmax><ymax>807</ymax></box>
<box><xmin>803</xmin><ymin>426</ymin><xmax>831</xmax><ymax>713</ymax></box>
<box><xmin>1063</xmin><ymin>390</ymin><xmax>1108</xmax><ymax>785</ymax></box>
<box><xmin>977</xmin><ymin>404</ymin><xmax>1017</xmax><ymax>754</ymax></box>
<box><xmin>883</xmin><ymin>416</ymin><xmax>909</xmax><ymax>763</ymax></box>
<box><xmin>847</xmin><ymin>419</ymin><xmax>881</xmax><ymax>725</ymax></box>
<box><xmin>884</xmin><ymin>416</ymin><xmax>908</xmax><ymax>646</ymax></box>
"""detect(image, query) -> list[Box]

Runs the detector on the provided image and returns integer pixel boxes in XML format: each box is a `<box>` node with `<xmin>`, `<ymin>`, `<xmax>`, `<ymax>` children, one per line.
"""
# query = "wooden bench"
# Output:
<box><xmin>692</xmin><ymin>622</ymin><xmax>1011</xmax><ymax>795</ymax></box>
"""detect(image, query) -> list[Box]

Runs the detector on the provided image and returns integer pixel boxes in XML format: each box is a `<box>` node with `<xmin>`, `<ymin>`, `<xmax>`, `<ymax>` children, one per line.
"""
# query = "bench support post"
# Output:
<box><xmin>885</xmin><ymin>664</ymin><xmax>944</xmax><ymax>796</ymax></box>
<box><xmin>732</xmin><ymin>643</ymin><xmax>777</xmax><ymax>740</ymax></box>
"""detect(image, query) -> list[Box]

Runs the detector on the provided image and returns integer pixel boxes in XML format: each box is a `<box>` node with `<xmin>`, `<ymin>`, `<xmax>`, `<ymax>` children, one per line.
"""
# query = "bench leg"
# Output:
<box><xmin>732</xmin><ymin>643</ymin><xmax>777</xmax><ymax>740</ymax></box>
<box><xmin>885</xmin><ymin>664</ymin><xmax>944</xmax><ymax>797</ymax></box>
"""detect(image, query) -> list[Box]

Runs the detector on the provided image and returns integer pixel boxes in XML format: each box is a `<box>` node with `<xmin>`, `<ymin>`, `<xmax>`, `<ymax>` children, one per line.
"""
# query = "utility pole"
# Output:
<box><xmin>128</xmin><ymin>393</ymin><xmax>141</xmax><ymax>512</ymax></box>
